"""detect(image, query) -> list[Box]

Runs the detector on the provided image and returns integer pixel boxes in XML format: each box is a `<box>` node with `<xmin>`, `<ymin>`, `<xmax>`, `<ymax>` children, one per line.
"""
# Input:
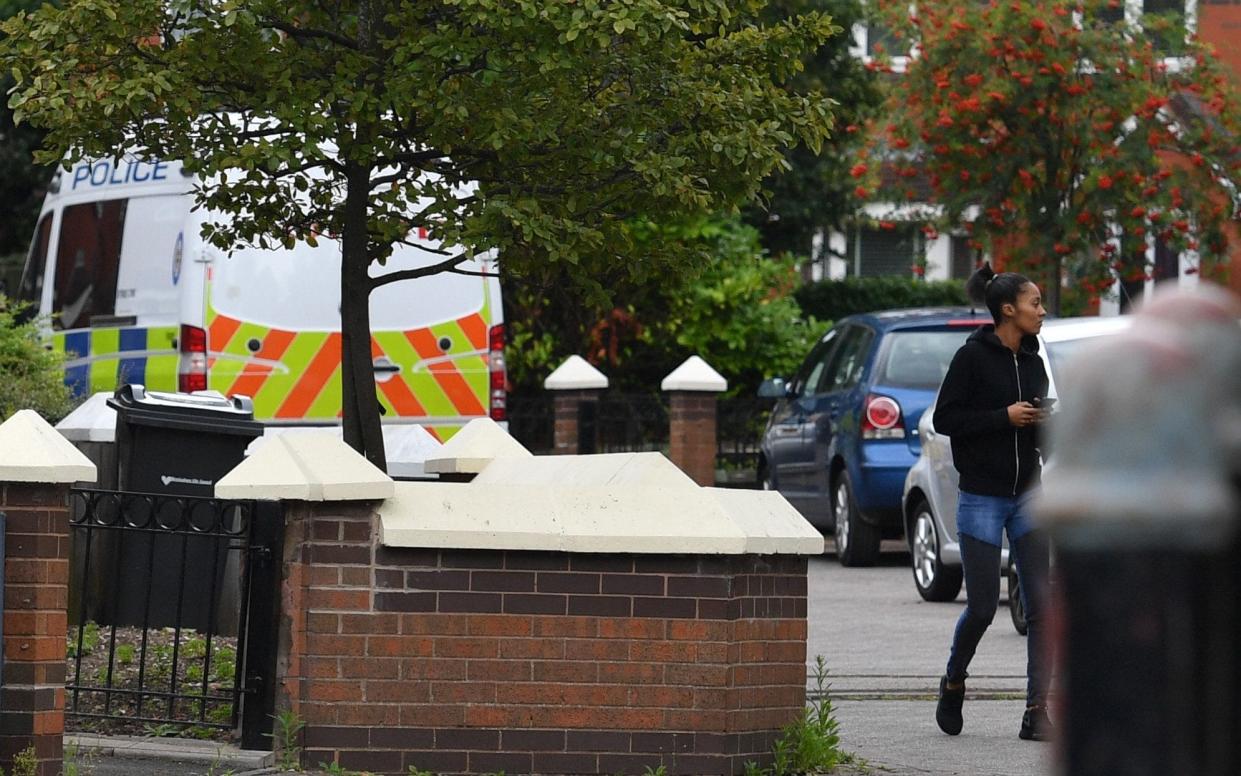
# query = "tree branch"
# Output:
<box><xmin>259</xmin><ymin>17</ymin><xmax>360</xmax><ymax>51</ymax></box>
<box><xmin>449</xmin><ymin>267</ymin><xmax>500</xmax><ymax>278</ymax></box>
<box><xmin>369</xmin><ymin>251</ymin><xmax>474</xmax><ymax>290</ymax></box>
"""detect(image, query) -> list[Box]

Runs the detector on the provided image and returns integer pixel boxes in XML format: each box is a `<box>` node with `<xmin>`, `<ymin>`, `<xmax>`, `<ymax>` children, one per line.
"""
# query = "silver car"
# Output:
<box><xmin>902</xmin><ymin>316</ymin><xmax>1133</xmax><ymax>615</ymax></box>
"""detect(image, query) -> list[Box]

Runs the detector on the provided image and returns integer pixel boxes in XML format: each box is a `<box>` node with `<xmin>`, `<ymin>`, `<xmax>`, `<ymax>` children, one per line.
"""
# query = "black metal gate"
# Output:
<box><xmin>65</xmin><ymin>488</ymin><xmax>282</xmax><ymax>750</ymax></box>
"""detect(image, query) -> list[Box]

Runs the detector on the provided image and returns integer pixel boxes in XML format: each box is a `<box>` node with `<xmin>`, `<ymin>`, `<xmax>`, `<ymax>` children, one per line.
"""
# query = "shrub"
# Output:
<box><xmin>506</xmin><ymin>218</ymin><xmax>824</xmax><ymax>399</ymax></box>
<box><xmin>0</xmin><ymin>297</ymin><xmax>71</xmax><ymax>422</ymax></box>
<box><xmin>794</xmin><ymin>276</ymin><xmax>968</xmax><ymax>323</ymax></box>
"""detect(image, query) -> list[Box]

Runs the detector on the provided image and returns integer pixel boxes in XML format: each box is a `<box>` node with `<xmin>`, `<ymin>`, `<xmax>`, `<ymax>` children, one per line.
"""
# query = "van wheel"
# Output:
<box><xmin>1008</xmin><ymin>565</ymin><xmax>1028</xmax><ymax>636</ymax></box>
<box><xmin>832</xmin><ymin>472</ymin><xmax>880</xmax><ymax>567</ymax></box>
<box><xmin>911</xmin><ymin>501</ymin><xmax>963</xmax><ymax>602</ymax></box>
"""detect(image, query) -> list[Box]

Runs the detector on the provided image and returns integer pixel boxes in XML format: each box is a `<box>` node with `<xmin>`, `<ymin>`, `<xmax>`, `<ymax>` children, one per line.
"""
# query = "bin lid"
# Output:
<box><xmin>107</xmin><ymin>384</ymin><xmax>262</xmax><ymax>436</ymax></box>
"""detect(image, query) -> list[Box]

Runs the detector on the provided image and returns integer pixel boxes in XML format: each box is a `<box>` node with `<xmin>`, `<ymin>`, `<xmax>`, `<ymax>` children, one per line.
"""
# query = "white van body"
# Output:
<box><xmin>18</xmin><ymin>157</ymin><xmax>505</xmax><ymax>440</ymax></box>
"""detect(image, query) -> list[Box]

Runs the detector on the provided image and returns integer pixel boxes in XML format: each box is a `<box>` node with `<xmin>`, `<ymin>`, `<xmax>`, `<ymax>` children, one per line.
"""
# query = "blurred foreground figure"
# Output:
<box><xmin>1037</xmin><ymin>284</ymin><xmax>1241</xmax><ymax>776</ymax></box>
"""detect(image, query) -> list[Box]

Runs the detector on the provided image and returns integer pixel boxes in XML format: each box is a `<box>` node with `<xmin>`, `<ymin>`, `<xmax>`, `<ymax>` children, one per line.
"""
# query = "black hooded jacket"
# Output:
<box><xmin>933</xmin><ymin>325</ymin><xmax>1050</xmax><ymax>497</ymax></box>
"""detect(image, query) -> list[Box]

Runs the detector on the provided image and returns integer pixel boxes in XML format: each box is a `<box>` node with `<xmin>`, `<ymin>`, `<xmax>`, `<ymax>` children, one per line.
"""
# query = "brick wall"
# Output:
<box><xmin>0</xmin><ymin>483</ymin><xmax>70</xmax><ymax>776</ymax></box>
<box><xmin>279</xmin><ymin>503</ymin><xmax>809</xmax><ymax>776</ymax></box>
<box><xmin>666</xmin><ymin>393</ymin><xmax>718</xmax><ymax>487</ymax></box>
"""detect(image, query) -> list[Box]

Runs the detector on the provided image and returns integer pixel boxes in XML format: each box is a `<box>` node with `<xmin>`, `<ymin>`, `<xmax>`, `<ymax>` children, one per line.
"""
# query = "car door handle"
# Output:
<box><xmin>774</xmin><ymin>426</ymin><xmax>800</xmax><ymax>436</ymax></box>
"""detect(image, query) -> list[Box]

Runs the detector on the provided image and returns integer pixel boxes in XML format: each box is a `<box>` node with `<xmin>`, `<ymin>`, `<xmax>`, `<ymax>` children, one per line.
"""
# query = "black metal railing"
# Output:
<box><xmin>716</xmin><ymin>396</ymin><xmax>775</xmax><ymax>486</ymax></box>
<box><xmin>66</xmin><ymin>489</ymin><xmax>281</xmax><ymax>748</ymax></box>
<box><xmin>507</xmin><ymin>392</ymin><xmax>772</xmax><ymax>486</ymax></box>
<box><xmin>507</xmin><ymin>395</ymin><xmax>555</xmax><ymax>455</ymax></box>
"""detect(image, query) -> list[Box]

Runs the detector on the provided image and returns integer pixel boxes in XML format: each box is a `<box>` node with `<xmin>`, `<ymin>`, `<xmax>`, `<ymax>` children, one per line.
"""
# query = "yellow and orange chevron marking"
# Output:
<box><xmin>205</xmin><ymin>312</ymin><xmax>489</xmax><ymax>428</ymax></box>
<box><xmin>371</xmin><ymin>339</ymin><xmax>427</xmax><ymax>417</ymax></box>
<box><xmin>405</xmin><ymin>328</ymin><xmax>486</xmax><ymax>417</ymax></box>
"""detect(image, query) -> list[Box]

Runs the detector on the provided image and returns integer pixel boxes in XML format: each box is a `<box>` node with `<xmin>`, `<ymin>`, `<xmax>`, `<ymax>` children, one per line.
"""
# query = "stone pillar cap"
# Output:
<box><xmin>217</xmin><ymin>433</ymin><xmax>394</xmax><ymax>501</ymax></box>
<box><xmin>544</xmin><ymin>355</ymin><xmax>609</xmax><ymax>390</ymax></box>
<box><xmin>54</xmin><ymin>392</ymin><xmax>117</xmax><ymax>443</ymax></box>
<box><xmin>0</xmin><ymin>409</ymin><xmax>97</xmax><ymax>483</ymax></box>
<box><xmin>661</xmin><ymin>355</ymin><xmax>727</xmax><ymax>393</ymax></box>
<box><xmin>424</xmin><ymin>418</ymin><xmax>533</xmax><ymax>474</ymax></box>
<box><xmin>248</xmin><ymin>424</ymin><xmax>444</xmax><ymax>480</ymax></box>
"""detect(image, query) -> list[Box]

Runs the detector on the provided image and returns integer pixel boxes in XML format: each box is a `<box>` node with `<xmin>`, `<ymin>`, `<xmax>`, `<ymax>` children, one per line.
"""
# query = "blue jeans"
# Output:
<box><xmin>955</xmin><ymin>490</ymin><xmax>1038</xmax><ymax>547</ymax></box>
<box><xmin>945</xmin><ymin>491</ymin><xmax>1051</xmax><ymax>707</ymax></box>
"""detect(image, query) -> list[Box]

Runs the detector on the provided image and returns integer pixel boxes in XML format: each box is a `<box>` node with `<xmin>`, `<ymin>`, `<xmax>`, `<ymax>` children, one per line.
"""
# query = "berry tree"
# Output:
<box><xmin>857</xmin><ymin>0</ymin><xmax>1241</xmax><ymax>313</ymax></box>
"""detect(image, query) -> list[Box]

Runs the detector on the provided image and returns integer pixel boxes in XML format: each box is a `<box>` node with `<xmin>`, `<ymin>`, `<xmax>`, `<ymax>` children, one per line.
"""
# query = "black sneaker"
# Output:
<box><xmin>1019</xmin><ymin>705</ymin><xmax>1054</xmax><ymax>741</ymax></box>
<box><xmin>936</xmin><ymin>675</ymin><xmax>965</xmax><ymax>735</ymax></box>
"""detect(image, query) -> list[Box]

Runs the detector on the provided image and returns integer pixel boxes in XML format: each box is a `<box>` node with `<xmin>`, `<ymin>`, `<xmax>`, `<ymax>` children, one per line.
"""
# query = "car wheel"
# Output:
<box><xmin>832</xmin><ymin>472</ymin><xmax>880</xmax><ymax>567</ymax></box>
<box><xmin>910</xmin><ymin>500</ymin><xmax>964</xmax><ymax>602</ymax></box>
<box><xmin>759</xmin><ymin>465</ymin><xmax>774</xmax><ymax>491</ymax></box>
<box><xmin>1008</xmin><ymin>565</ymin><xmax>1028</xmax><ymax>636</ymax></box>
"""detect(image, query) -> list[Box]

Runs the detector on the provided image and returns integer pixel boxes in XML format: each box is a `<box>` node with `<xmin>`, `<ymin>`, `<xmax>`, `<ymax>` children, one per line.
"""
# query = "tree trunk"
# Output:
<box><xmin>1033</xmin><ymin>209</ymin><xmax>1064</xmax><ymax>316</ymax></box>
<box><xmin>339</xmin><ymin>161</ymin><xmax>387</xmax><ymax>472</ymax></box>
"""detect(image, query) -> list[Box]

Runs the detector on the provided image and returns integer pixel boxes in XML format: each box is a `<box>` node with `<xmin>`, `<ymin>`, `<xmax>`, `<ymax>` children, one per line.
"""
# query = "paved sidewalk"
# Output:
<box><xmin>834</xmin><ymin>699</ymin><xmax>1054</xmax><ymax>776</ymax></box>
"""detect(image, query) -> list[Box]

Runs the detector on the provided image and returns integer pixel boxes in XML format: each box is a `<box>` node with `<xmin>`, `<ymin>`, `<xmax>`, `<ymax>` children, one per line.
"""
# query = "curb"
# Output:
<box><xmin>67</xmin><ymin>733</ymin><xmax>275</xmax><ymax>770</ymax></box>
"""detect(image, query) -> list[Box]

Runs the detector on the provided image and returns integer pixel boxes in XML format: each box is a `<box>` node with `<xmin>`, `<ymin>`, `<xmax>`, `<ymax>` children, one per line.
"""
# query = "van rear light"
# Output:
<box><xmin>178</xmin><ymin>323</ymin><xmax>208</xmax><ymax>393</ymax></box>
<box><xmin>862</xmin><ymin>394</ymin><xmax>905</xmax><ymax>439</ymax></box>
<box><xmin>488</xmin><ymin>323</ymin><xmax>507</xmax><ymax>421</ymax></box>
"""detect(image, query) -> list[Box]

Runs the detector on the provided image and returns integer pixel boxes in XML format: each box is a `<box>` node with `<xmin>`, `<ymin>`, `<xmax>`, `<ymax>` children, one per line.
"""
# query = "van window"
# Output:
<box><xmin>53</xmin><ymin>200</ymin><xmax>127</xmax><ymax>330</ymax></box>
<box><xmin>17</xmin><ymin>212</ymin><xmax>53</xmax><ymax>306</ymax></box>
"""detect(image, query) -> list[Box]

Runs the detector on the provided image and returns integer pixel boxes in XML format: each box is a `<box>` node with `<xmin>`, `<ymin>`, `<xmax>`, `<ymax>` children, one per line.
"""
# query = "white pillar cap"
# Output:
<box><xmin>0</xmin><ymin>409</ymin><xmax>98</xmax><ymax>483</ymax></box>
<box><xmin>216</xmin><ymin>433</ymin><xmax>393</xmax><ymax>501</ymax></box>
<box><xmin>661</xmin><ymin>356</ymin><xmax>727</xmax><ymax>393</ymax></box>
<box><xmin>544</xmin><ymin>355</ymin><xmax>609</xmax><ymax>391</ymax></box>
<box><xmin>424</xmin><ymin>418</ymin><xmax>533</xmax><ymax>474</ymax></box>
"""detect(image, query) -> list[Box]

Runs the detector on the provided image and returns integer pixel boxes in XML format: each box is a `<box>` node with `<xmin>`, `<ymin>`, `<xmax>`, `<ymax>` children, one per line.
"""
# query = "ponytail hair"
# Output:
<box><xmin>966</xmin><ymin>262</ymin><xmax>1032</xmax><ymax>324</ymax></box>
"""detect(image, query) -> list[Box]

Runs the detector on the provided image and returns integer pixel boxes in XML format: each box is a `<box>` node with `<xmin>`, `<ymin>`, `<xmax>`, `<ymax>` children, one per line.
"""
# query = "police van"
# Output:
<box><xmin>16</xmin><ymin>157</ymin><xmax>506</xmax><ymax>440</ymax></box>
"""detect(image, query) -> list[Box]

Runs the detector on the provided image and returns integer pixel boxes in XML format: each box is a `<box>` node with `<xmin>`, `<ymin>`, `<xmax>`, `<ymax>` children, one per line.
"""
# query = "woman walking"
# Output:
<box><xmin>932</xmin><ymin>263</ymin><xmax>1054</xmax><ymax>741</ymax></box>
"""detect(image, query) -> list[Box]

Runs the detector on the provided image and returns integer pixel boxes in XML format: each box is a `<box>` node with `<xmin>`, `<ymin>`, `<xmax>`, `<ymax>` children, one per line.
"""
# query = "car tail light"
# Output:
<box><xmin>178</xmin><ymin>323</ymin><xmax>208</xmax><ymax>393</ymax></box>
<box><xmin>488</xmin><ymin>323</ymin><xmax>507</xmax><ymax>422</ymax></box>
<box><xmin>862</xmin><ymin>394</ymin><xmax>905</xmax><ymax>439</ymax></box>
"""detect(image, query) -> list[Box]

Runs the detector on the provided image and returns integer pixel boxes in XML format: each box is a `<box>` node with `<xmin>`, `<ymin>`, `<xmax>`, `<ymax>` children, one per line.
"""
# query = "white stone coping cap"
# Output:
<box><xmin>218</xmin><ymin>433</ymin><xmax>393</xmax><ymax>501</ymax></box>
<box><xmin>249</xmin><ymin>423</ymin><xmax>443</xmax><ymax>480</ymax></box>
<box><xmin>423</xmin><ymin>418</ymin><xmax>532</xmax><ymax>474</ymax></box>
<box><xmin>707</xmin><ymin>488</ymin><xmax>826</xmax><ymax>554</ymax></box>
<box><xmin>379</xmin><ymin>452</ymin><xmax>823</xmax><ymax>555</ymax></box>
<box><xmin>471</xmin><ymin>450</ymin><xmax>697</xmax><ymax>489</ymax></box>
<box><xmin>661</xmin><ymin>355</ymin><xmax>727</xmax><ymax>393</ymax></box>
<box><xmin>544</xmin><ymin>355</ymin><xmax>608</xmax><ymax>391</ymax></box>
<box><xmin>0</xmin><ymin>409</ymin><xmax>97</xmax><ymax>483</ymax></box>
<box><xmin>54</xmin><ymin>392</ymin><xmax>117</xmax><ymax>443</ymax></box>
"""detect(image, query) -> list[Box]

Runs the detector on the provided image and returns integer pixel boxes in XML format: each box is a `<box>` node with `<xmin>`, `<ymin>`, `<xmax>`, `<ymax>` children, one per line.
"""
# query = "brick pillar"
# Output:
<box><xmin>662</xmin><ymin>357</ymin><xmax>727</xmax><ymax>486</ymax></box>
<box><xmin>551</xmin><ymin>389</ymin><xmax>603</xmax><ymax>455</ymax></box>
<box><xmin>0</xmin><ymin>484</ymin><xmax>70</xmax><ymax>776</ymax></box>
<box><xmin>0</xmin><ymin>410</ymin><xmax>97</xmax><ymax>776</ymax></box>
<box><xmin>544</xmin><ymin>356</ymin><xmax>609</xmax><ymax>456</ymax></box>
<box><xmin>666</xmin><ymin>393</ymin><xmax>718</xmax><ymax>487</ymax></box>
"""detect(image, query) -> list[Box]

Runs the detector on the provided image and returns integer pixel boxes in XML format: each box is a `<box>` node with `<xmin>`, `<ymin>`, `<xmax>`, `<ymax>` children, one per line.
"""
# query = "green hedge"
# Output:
<box><xmin>794</xmin><ymin>276</ymin><xmax>969</xmax><ymax>322</ymax></box>
<box><xmin>0</xmin><ymin>298</ymin><xmax>71</xmax><ymax>422</ymax></box>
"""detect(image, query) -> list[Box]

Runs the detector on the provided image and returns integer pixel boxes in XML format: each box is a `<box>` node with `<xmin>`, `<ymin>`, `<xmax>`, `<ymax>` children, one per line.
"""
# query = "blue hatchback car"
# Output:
<box><xmin>757</xmin><ymin>308</ymin><xmax>986</xmax><ymax>566</ymax></box>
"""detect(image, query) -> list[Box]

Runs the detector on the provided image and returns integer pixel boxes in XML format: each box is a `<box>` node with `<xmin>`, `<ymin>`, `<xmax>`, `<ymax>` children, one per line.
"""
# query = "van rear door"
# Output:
<box><xmin>48</xmin><ymin>194</ymin><xmax>189</xmax><ymax>396</ymax></box>
<box><xmin>207</xmin><ymin>238</ymin><xmax>497</xmax><ymax>437</ymax></box>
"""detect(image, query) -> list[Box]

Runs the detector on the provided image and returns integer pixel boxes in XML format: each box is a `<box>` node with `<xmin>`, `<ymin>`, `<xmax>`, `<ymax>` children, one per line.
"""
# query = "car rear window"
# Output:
<box><xmin>875</xmin><ymin>330</ymin><xmax>971</xmax><ymax>388</ymax></box>
<box><xmin>1045</xmin><ymin>336</ymin><xmax>1110</xmax><ymax>383</ymax></box>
